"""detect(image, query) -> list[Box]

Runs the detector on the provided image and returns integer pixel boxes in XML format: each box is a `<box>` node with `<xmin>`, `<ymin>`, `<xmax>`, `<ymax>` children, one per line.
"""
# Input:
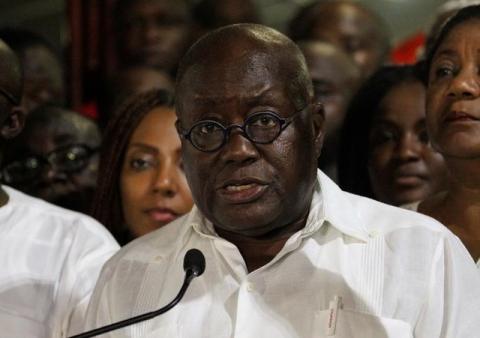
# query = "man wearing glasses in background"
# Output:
<box><xmin>2</xmin><ymin>105</ymin><xmax>101</xmax><ymax>214</ymax></box>
<box><xmin>0</xmin><ymin>40</ymin><xmax>119</xmax><ymax>338</ymax></box>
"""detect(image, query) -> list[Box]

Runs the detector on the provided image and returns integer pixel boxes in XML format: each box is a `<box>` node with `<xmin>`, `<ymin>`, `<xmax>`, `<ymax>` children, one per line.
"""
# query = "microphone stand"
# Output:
<box><xmin>70</xmin><ymin>269</ymin><xmax>197</xmax><ymax>338</ymax></box>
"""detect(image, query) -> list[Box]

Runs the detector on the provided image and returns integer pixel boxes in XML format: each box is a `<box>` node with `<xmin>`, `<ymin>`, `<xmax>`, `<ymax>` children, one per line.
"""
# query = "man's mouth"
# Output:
<box><xmin>218</xmin><ymin>179</ymin><xmax>269</xmax><ymax>204</ymax></box>
<box><xmin>224</xmin><ymin>183</ymin><xmax>258</xmax><ymax>192</ymax></box>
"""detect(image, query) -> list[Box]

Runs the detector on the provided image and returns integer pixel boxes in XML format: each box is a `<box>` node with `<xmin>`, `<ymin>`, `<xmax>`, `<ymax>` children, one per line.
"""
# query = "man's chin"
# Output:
<box><xmin>213</xmin><ymin>211</ymin><xmax>280</xmax><ymax>238</ymax></box>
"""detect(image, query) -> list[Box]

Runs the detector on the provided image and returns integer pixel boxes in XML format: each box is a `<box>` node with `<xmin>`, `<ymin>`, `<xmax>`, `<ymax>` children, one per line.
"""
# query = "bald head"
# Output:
<box><xmin>0</xmin><ymin>39</ymin><xmax>22</xmax><ymax>106</ymax></box>
<box><xmin>289</xmin><ymin>0</ymin><xmax>389</xmax><ymax>77</ymax></box>
<box><xmin>21</xmin><ymin>106</ymin><xmax>101</xmax><ymax>148</ymax></box>
<box><xmin>176</xmin><ymin>24</ymin><xmax>313</xmax><ymax>112</ymax></box>
<box><xmin>298</xmin><ymin>40</ymin><xmax>360</xmax><ymax>89</ymax></box>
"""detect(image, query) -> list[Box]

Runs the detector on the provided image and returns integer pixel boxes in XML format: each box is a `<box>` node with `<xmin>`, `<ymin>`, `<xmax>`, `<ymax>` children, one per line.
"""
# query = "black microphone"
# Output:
<box><xmin>69</xmin><ymin>248</ymin><xmax>206</xmax><ymax>338</ymax></box>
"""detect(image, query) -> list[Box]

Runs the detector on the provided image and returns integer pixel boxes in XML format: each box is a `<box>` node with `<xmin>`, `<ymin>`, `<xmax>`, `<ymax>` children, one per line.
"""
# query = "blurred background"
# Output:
<box><xmin>0</xmin><ymin>0</ymin><xmax>447</xmax><ymax>47</ymax></box>
<box><xmin>0</xmin><ymin>0</ymin><xmax>448</xmax><ymax>111</ymax></box>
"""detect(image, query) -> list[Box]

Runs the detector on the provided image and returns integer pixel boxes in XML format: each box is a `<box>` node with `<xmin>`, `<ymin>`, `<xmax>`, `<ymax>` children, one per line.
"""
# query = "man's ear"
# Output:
<box><xmin>311</xmin><ymin>101</ymin><xmax>325</xmax><ymax>159</ymax></box>
<box><xmin>1</xmin><ymin>106</ymin><xmax>25</xmax><ymax>140</ymax></box>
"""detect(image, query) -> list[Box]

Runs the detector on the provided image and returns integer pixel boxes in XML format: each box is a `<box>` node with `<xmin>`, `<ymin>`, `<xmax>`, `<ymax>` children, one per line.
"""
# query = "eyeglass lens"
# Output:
<box><xmin>189</xmin><ymin>112</ymin><xmax>283</xmax><ymax>151</ymax></box>
<box><xmin>2</xmin><ymin>145</ymin><xmax>94</xmax><ymax>184</ymax></box>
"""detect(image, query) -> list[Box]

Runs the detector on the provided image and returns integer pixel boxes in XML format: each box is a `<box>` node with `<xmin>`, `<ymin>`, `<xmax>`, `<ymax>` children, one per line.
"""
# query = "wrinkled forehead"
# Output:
<box><xmin>184</xmin><ymin>51</ymin><xmax>280</xmax><ymax>88</ymax></box>
<box><xmin>176</xmin><ymin>49</ymin><xmax>302</xmax><ymax>112</ymax></box>
<box><xmin>23</xmin><ymin>115</ymin><xmax>98</xmax><ymax>150</ymax></box>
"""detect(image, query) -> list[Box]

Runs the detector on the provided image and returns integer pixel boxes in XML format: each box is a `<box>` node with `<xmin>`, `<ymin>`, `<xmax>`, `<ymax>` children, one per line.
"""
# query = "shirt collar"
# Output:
<box><xmin>189</xmin><ymin>170</ymin><xmax>369</xmax><ymax>242</ymax></box>
<box><xmin>303</xmin><ymin>170</ymin><xmax>369</xmax><ymax>242</ymax></box>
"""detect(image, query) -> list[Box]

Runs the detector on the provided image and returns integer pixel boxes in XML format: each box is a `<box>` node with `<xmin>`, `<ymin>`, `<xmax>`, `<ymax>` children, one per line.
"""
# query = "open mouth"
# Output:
<box><xmin>218</xmin><ymin>179</ymin><xmax>269</xmax><ymax>204</ymax></box>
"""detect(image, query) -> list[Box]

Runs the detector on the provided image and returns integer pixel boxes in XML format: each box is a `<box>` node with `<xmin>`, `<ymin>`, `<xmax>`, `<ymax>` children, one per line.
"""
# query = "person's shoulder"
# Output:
<box><xmin>2</xmin><ymin>186</ymin><xmax>116</xmax><ymax>243</ymax></box>
<box><xmin>105</xmin><ymin>212</ymin><xmax>196</xmax><ymax>266</ymax></box>
<box><xmin>318</xmin><ymin>171</ymin><xmax>450</xmax><ymax>238</ymax></box>
<box><xmin>345</xmin><ymin>191</ymin><xmax>450</xmax><ymax>236</ymax></box>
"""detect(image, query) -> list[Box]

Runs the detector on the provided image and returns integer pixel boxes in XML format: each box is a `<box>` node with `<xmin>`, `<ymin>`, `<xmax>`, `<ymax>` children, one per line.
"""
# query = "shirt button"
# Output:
<box><xmin>246</xmin><ymin>283</ymin><xmax>254</xmax><ymax>292</ymax></box>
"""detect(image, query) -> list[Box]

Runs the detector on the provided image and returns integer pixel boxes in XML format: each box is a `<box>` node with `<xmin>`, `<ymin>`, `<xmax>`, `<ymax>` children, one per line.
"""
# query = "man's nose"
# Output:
<box><xmin>221</xmin><ymin>128</ymin><xmax>259</xmax><ymax>165</ymax></box>
<box><xmin>40</xmin><ymin>163</ymin><xmax>65</xmax><ymax>182</ymax></box>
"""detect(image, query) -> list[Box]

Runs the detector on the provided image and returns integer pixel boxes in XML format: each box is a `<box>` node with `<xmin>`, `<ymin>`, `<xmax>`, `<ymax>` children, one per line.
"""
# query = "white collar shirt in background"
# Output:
<box><xmin>401</xmin><ymin>200</ymin><xmax>480</xmax><ymax>268</ymax></box>
<box><xmin>84</xmin><ymin>171</ymin><xmax>480</xmax><ymax>338</ymax></box>
<box><xmin>0</xmin><ymin>186</ymin><xmax>119</xmax><ymax>338</ymax></box>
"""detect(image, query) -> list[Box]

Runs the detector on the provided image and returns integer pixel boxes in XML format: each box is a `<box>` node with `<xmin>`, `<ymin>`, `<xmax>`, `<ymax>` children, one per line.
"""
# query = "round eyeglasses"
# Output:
<box><xmin>176</xmin><ymin>110</ymin><xmax>304</xmax><ymax>152</ymax></box>
<box><xmin>1</xmin><ymin>143</ymin><xmax>99</xmax><ymax>185</ymax></box>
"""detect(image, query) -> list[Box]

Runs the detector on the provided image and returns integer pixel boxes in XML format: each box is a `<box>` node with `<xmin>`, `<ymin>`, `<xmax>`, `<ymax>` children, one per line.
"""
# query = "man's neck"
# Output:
<box><xmin>215</xmin><ymin>215</ymin><xmax>308</xmax><ymax>272</ymax></box>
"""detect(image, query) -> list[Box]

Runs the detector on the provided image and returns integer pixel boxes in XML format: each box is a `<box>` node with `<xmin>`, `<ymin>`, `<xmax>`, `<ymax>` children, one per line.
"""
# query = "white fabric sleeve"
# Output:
<box><xmin>60</xmin><ymin>218</ymin><xmax>119</xmax><ymax>337</ymax></box>
<box><xmin>414</xmin><ymin>233</ymin><xmax>480</xmax><ymax>337</ymax></box>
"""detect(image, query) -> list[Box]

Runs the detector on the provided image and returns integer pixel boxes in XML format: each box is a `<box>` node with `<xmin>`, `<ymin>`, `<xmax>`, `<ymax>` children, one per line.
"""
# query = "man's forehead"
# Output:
<box><xmin>185</xmin><ymin>49</ymin><xmax>278</xmax><ymax>78</ymax></box>
<box><xmin>185</xmin><ymin>82</ymin><xmax>284</xmax><ymax>103</ymax></box>
<box><xmin>25</xmin><ymin>110</ymin><xmax>98</xmax><ymax>144</ymax></box>
<box><xmin>178</xmin><ymin>53</ymin><xmax>290</xmax><ymax>102</ymax></box>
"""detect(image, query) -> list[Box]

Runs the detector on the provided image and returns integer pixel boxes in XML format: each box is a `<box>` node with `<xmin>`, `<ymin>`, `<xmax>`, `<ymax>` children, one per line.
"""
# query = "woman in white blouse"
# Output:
<box><xmin>418</xmin><ymin>4</ymin><xmax>480</xmax><ymax>267</ymax></box>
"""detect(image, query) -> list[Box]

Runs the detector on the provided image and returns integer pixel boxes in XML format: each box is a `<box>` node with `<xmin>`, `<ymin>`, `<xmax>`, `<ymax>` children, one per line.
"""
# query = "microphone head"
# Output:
<box><xmin>183</xmin><ymin>248</ymin><xmax>206</xmax><ymax>277</ymax></box>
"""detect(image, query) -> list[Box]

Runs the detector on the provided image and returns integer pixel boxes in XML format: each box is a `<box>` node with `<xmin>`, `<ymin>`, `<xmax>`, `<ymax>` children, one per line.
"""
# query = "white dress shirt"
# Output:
<box><xmin>0</xmin><ymin>186</ymin><xmax>119</xmax><ymax>338</ymax></box>
<box><xmin>401</xmin><ymin>201</ymin><xmax>480</xmax><ymax>269</ymax></box>
<box><xmin>85</xmin><ymin>171</ymin><xmax>480</xmax><ymax>337</ymax></box>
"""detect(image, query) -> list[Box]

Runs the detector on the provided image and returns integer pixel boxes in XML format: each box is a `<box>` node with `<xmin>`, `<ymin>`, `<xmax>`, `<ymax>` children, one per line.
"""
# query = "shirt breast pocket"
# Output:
<box><xmin>315</xmin><ymin>308</ymin><xmax>413</xmax><ymax>338</ymax></box>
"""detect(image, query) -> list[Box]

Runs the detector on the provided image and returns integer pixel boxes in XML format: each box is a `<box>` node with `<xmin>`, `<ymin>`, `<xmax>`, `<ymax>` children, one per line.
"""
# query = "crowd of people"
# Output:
<box><xmin>1</xmin><ymin>0</ymin><xmax>480</xmax><ymax>337</ymax></box>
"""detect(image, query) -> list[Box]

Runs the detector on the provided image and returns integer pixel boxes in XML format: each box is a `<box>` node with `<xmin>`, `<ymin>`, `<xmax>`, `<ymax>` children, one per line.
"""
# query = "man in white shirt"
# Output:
<box><xmin>84</xmin><ymin>24</ymin><xmax>480</xmax><ymax>337</ymax></box>
<box><xmin>0</xmin><ymin>39</ymin><xmax>119</xmax><ymax>337</ymax></box>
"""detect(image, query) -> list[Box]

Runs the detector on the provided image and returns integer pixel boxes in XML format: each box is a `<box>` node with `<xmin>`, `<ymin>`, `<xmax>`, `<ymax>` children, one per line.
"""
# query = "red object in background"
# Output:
<box><xmin>67</xmin><ymin>0</ymin><xmax>117</xmax><ymax>117</ymax></box>
<box><xmin>80</xmin><ymin>101</ymin><xmax>99</xmax><ymax>120</ymax></box>
<box><xmin>391</xmin><ymin>32</ymin><xmax>426</xmax><ymax>65</ymax></box>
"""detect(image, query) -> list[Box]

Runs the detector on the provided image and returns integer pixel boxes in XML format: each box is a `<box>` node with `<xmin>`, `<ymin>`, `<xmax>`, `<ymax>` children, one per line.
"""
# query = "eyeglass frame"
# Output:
<box><xmin>1</xmin><ymin>143</ymin><xmax>99</xmax><ymax>184</ymax></box>
<box><xmin>176</xmin><ymin>107</ymin><xmax>307</xmax><ymax>153</ymax></box>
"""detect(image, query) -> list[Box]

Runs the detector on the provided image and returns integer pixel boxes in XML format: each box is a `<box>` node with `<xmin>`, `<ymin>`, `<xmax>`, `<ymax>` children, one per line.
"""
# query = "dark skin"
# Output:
<box><xmin>176</xmin><ymin>25</ymin><xmax>324</xmax><ymax>271</ymax></box>
<box><xmin>117</xmin><ymin>0</ymin><xmax>191</xmax><ymax>72</ymax></box>
<box><xmin>4</xmin><ymin>108</ymin><xmax>100</xmax><ymax>213</ymax></box>
<box><xmin>306</xmin><ymin>1</ymin><xmax>388</xmax><ymax>78</ymax></box>
<box><xmin>20</xmin><ymin>45</ymin><xmax>65</xmax><ymax>113</ymax></box>
<box><xmin>0</xmin><ymin>40</ymin><xmax>25</xmax><ymax>207</ymax></box>
<box><xmin>420</xmin><ymin>19</ymin><xmax>480</xmax><ymax>261</ymax></box>
<box><xmin>299</xmin><ymin>41</ymin><xmax>361</xmax><ymax>179</ymax></box>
